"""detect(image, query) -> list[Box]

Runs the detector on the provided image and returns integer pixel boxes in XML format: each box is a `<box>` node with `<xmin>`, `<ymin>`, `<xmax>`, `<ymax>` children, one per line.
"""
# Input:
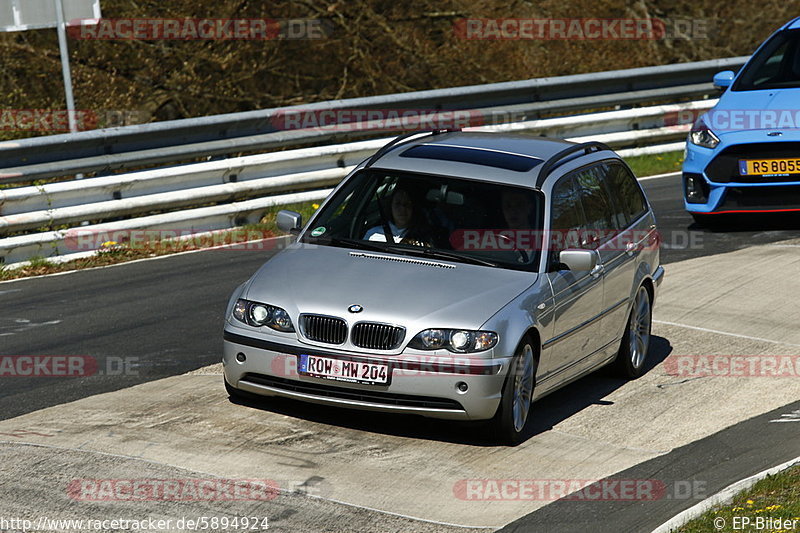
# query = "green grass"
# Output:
<box><xmin>676</xmin><ymin>465</ymin><xmax>800</xmax><ymax>533</ymax></box>
<box><xmin>244</xmin><ymin>200</ymin><xmax>322</xmax><ymax>232</ymax></box>
<box><xmin>0</xmin><ymin>202</ymin><xmax>324</xmax><ymax>281</ymax></box>
<box><xmin>624</xmin><ymin>150</ymin><xmax>684</xmax><ymax>177</ymax></box>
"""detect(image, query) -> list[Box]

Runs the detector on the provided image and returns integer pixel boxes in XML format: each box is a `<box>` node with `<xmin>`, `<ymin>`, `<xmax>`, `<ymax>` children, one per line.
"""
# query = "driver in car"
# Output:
<box><xmin>364</xmin><ymin>186</ymin><xmax>435</xmax><ymax>247</ymax></box>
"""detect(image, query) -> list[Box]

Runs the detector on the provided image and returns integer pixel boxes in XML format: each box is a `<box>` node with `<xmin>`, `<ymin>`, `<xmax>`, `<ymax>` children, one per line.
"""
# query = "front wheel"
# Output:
<box><xmin>613</xmin><ymin>285</ymin><xmax>652</xmax><ymax>379</ymax></box>
<box><xmin>488</xmin><ymin>340</ymin><xmax>537</xmax><ymax>446</ymax></box>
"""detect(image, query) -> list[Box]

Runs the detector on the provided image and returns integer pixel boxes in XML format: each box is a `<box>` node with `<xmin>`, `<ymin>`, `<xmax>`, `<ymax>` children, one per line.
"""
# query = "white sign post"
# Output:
<box><xmin>0</xmin><ymin>0</ymin><xmax>101</xmax><ymax>133</ymax></box>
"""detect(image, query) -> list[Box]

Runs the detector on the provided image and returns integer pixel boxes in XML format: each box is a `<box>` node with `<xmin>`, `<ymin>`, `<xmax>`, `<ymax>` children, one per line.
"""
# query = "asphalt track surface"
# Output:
<box><xmin>498</xmin><ymin>400</ymin><xmax>800</xmax><ymax>533</ymax></box>
<box><xmin>1</xmin><ymin>174</ymin><xmax>799</xmax><ymax>532</ymax></box>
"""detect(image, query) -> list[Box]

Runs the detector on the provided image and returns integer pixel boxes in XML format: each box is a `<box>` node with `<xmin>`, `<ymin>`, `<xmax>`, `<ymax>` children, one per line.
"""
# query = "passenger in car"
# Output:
<box><xmin>501</xmin><ymin>190</ymin><xmax>533</xmax><ymax>229</ymax></box>
<box><xmin>500</xmin><ymin>189</ymin><xmax>538</xmax><ymax>262</ymax></box>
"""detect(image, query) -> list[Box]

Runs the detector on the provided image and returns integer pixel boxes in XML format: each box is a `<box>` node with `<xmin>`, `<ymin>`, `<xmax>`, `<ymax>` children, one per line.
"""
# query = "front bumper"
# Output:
<box><xmin>683</xmin><ymin>141</ymin><xmax>800</xmax><ymax>214</ymax></box>
<box><xmin>223</xmin><ymin>330</ymin><xmax>510</xmax><ymax>421</ymax></box>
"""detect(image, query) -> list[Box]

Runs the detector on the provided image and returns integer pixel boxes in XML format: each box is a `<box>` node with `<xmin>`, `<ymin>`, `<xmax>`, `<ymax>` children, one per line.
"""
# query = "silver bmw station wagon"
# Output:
<box><xmin>223</xmin><ymin>130</ymin><xmax>665</xmax><ymax>445</ymax></box>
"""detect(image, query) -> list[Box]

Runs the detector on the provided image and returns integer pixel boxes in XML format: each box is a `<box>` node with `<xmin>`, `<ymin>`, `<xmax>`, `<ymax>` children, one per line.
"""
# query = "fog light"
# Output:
<box><xmin>684</xmin><ymin>173</ymin><xmax>709</xmax><ymax>204</ymax></box>
<box><xmin>236</xmin><ymin>352</ymin><xmax>247</xmax><ymax>363</ymax></box>
<box><xmin>456</xmin><ymin>381</ymin><xmax>468</xmax><ymax>393</ymax></box>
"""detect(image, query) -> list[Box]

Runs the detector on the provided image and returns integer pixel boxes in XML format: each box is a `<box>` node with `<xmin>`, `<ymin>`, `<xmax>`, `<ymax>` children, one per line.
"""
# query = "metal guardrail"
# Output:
<box><xmin>0</xmin><ymin>100</ymin><xmax>713</xmax><ymax>234</ymax></box>
<box><xmin>0</xmin><ymin>56</ymin><xmax>746</xmax><ymax>182</ymax></box>
<box><xmin>0</xmin><ymin>56</ymin><xmax>745</xmax><ymax>266</ymax></box>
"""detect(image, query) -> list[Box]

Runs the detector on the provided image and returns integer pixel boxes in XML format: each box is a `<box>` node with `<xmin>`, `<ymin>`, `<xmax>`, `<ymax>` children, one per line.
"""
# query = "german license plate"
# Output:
<box><xmin>298</xmin><ymin>354</ymin><xmax>389</xmax><ymax>385</ymax></box>
<box><xmin>739</xmin><ymin>158</ymin><xmax>800</xmax><ymax>175</ymax></box>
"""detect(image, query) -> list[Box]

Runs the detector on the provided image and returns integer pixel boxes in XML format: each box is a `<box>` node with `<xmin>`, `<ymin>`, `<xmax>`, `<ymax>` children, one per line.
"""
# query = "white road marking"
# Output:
<box><xmin>0</xmin><ymin>319</ymin><xmax>62</xmax><ymax>337</ymax></box>
<box><xmin>653</xmin><ymin>319</ymin><xmax>800</xmax><ymax>348</ymax></box>
<box><xmin>770</xmin><ymin>409</ymin><xmax>800</xmax><ymax>423</ymax></box>
<box><xmin>0</xmin><ymin>289</ymin><xmax>22</xmax><ymax>295</ymax></box>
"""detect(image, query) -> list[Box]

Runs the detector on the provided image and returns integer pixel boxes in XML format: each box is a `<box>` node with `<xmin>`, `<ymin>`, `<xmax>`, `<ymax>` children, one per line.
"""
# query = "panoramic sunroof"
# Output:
<box><xmin>399</xmin><ymin>144</ymin><xmax>542</xmax><ymax>172</ymax></box>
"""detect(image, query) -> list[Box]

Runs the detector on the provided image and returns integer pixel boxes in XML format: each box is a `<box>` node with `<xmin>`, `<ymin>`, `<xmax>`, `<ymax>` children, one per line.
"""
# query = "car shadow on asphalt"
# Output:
<box><xmin>690</xmin><ymin>212</ymin><xmax>800</xmax><ymax>233</ymax></box>
<box><xmin>227</xmin><ymin>335</ymin><xmax>673</xmax><ymax>448</ymax></box>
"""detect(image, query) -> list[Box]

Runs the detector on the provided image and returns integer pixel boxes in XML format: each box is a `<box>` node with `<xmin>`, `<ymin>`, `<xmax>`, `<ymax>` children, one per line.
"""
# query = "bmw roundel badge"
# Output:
<box><xmin>348</xmin><ymin>304</ymin><xmax>363</xmax><ymax>313</ymax></box>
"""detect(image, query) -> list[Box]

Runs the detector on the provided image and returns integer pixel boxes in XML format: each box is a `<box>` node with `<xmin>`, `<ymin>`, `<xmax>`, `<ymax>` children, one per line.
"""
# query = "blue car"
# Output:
<box><xmin>683</xmin><ymin>17</ymin><xmax>800</xmax><ymax>224</ymax></box>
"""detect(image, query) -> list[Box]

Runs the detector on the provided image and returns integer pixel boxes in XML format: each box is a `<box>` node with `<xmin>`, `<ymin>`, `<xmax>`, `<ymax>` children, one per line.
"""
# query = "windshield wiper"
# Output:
<box><xmin>386</xmin><ymin>245</ymin><xmax>499</xmax><ymax>267</ymax></box>
<box><xmin>316</xmin><ymin>237</ymin><xmax>499</xmax><ymax>267</ymax></box>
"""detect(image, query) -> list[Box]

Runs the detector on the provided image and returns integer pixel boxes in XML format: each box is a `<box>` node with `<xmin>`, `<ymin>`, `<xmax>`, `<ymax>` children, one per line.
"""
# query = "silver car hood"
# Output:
<box><xmin>243</xmin><ymin>243</ymin><xmax>538</xmax><ymax>330</ymax></box>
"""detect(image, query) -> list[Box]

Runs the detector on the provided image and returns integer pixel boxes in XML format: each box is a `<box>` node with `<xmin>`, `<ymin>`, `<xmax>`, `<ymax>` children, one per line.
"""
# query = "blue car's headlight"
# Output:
<box><xmin>233</xmin><ymin>299</ymin><xmax>295</xmax><ymax>332</ymax></box>
<box><xmin>409</xmin><ymin>329</ymin><xmax>498</xmax><ymax>353</ymax></box>
<box><xmin>689</xmin><ymin>116</ymin><xmax>720</xmax><ymax>149</ymax></box>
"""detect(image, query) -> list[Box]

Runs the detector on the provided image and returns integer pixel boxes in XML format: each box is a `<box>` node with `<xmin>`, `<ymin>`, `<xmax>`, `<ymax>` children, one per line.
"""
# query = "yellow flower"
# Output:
<box><xmin>312</xmin><ymin>203</ymin><xmax>320</xmax><ymax>210</ymax></box>
<box><xmin>101</xmin><ymin>241</ymin><xmax>118</xmax><ymax>247</ymax></box>
<box><xmin>746</xmin><ymin>499</ymin><xmax>754</xmax><ymax>505</ymax></box>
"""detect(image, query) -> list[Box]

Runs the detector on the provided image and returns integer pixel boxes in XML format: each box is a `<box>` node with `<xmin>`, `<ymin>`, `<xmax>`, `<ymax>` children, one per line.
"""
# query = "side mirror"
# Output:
<box><xmin>276</xmin><ymin>210</ymin><xmax>302</xmax><ymax>234</ymax></box>
<box><xmin>559</xmin><ymin>249</ymin><xmax>597</xmax><ymax>272</ymax></box>
<box><xmin>712</xmin><ymin>70</ymin><xmax>735</xmax><ymax>89</ymax></box>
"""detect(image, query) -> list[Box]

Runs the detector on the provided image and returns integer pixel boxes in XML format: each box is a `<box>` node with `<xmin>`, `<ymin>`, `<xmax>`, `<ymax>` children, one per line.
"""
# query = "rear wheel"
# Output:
<box><xmin>613</xmin><ymin>285</ymin><xmax>652</xmax><ymax>379</ymax></box>
<box><xmin>488</xmin><ymin>340</ymin><xmax>536</xmax><ymax>446</ymax></box>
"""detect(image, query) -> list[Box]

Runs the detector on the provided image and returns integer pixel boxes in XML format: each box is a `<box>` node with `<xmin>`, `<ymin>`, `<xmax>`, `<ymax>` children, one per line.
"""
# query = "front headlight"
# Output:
<box><xmin>689</xmin><ymin>116</ymin><xmax>720</xmax><ymax>149</ymax></box>
<box><xmin>409</xmin><ymin>329</ymin><xmax>498</xmax><ymax>353</ymax></box>
<box><xmin>232</xmin><ymin>299</ymin><xmax>295</xmax><ymax>332</ymax></box>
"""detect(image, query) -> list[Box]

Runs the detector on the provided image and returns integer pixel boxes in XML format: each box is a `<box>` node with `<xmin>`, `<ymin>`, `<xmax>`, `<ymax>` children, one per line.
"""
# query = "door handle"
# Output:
<box><xmin>590</xmin><ymin>264</ymin><xmax>604</xmax><ymax>278</ymax></box>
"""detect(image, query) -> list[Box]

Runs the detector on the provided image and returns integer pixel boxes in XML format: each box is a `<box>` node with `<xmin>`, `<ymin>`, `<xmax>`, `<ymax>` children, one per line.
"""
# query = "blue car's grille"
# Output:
<box><xmin>707</xmin><ymin>142</ymin><xmax>800</xmax><ymax>183</ymax></box>
<box><xmin>720</xmin><ymin>185</ymin><xmax>800</xmax><ymax>210</ymax></box>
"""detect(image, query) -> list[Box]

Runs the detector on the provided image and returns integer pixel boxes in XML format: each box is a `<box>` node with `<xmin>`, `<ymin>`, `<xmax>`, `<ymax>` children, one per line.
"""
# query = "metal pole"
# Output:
<box><xmin>54</xmin><ymin>0</ymin><xmax>78</xmax><ymax>133</ymax></box>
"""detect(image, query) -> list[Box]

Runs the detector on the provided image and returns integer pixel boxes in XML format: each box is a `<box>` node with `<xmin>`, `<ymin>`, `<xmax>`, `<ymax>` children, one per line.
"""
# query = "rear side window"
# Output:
<box><xmin>573</xmin><ymin>165</ymin><xmax>618</xmax><ymax>234</ymax></box>
<box><xmin>550</xmin><ymin>174</ymin><xmax>588</xmax><ymax>254</ymax></box>
<box><xmin>604</xmin><ymin>163</ymin><xmax>647</xmax><ymax>227</ymax></box>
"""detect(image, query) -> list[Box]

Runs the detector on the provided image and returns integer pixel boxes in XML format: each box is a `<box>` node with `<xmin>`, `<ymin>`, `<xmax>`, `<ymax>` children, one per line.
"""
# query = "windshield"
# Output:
<box><xmin>301</xmin><ymin>169</ymin><xmax>545</xmax><ymax>271</ymax></box>
<box><xmin>733</xmin><ymin>29</ymin><xmax>800</xmax><ymax>91</ymax></box>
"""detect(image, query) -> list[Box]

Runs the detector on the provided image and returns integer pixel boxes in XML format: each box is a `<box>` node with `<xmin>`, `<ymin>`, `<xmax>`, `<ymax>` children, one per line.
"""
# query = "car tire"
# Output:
<box><xmin>613</xmin><ymin>285</ymin><xmax>652</xmax><ymax>379</ymax></box>
<box><xmin>488</xmin><ymin>339</ymin><xmax>537</xmax><ymax>446</ymax></box>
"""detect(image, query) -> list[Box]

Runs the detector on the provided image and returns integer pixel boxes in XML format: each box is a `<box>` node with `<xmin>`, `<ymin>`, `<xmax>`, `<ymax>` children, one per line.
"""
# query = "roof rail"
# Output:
<box><xmin>364</xmin><ymin>129</ymin><xmax>461</xmax><ymax>168</ymax></box>
<box><xmin>535</xmin><ymin>141</ymin><xmax>611</xmax><ymax>187</ymax></box>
